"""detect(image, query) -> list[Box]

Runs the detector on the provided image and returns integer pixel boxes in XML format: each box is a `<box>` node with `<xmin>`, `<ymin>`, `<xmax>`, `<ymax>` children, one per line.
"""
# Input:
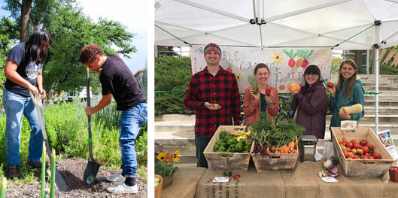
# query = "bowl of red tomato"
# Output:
<box><xmin>389</xmin><ymin>166</ymin><xmax>398</xmax><ymax>182</ymax></box>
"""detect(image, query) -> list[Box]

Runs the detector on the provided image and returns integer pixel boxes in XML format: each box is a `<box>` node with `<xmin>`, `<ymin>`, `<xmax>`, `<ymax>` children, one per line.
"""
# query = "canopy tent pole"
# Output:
<box><xmin>366</xmin><ymin>50</ymin><xmax>370</xmax><ymax>74</ymax></box>
<box><xmin>373</xmin><ymin>20</ymin><xmax>381</xmax><ymax>134</ymax></box>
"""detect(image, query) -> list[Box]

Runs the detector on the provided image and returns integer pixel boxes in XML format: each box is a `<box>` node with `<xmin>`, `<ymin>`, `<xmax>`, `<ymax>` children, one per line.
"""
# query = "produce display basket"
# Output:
<box><xmin>331</xmin><ymin>127</ymin><xmax>396</xmax><ymax>178</ymax></box>
<box><xmin>154</xmin><ymin>175</ymin><xmax>163</xmax><ymax>198</ymax></box>
<box><xmin>250</xmin><ymin>141</ymin><xmax>299</xmax><ymax>172</ymax></box>
<box><xmin>203</xmin><ymin>126</ymin><xmax>250</xmax><ymax>171</ymax></box>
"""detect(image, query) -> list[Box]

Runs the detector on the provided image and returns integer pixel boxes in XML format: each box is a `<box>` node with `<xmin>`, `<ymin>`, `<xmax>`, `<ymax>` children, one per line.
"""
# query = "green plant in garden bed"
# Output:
<box><xmin>0</xmin><ymin>100</ymin><xmax>148</xmax><ymax>184</ymax></box>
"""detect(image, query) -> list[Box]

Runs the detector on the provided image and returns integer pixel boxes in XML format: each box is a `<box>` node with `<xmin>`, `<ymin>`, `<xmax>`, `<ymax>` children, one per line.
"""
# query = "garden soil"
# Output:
<box><xmin>4</xmin><ymin>158</ymin><xmax>147</xmax><ymax>198</ymax></box>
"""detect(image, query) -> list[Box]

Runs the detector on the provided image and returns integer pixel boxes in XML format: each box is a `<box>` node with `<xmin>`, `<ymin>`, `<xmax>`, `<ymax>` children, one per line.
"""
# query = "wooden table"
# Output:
<box><xmin>196</xmin><ymin>160</ymin><xmax>398</xmax><ymax>198</ymax></box>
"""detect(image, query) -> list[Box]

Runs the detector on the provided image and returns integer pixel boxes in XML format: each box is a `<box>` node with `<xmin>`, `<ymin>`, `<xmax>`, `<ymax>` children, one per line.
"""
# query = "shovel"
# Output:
<box><xmin>83</xmin><ymin>68</ymin><xmax>101</xmax><ymax>184</ymax></box>
<box><xmin>29</xmin><ymin>91</ymin><xmax>68</xmax><ymax>192</ymax></box>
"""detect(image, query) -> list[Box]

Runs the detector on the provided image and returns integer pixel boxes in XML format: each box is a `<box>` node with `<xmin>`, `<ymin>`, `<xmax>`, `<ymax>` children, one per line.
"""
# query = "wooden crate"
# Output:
<box><xmin>203</xmin><ymin>126</ymin><xmax>250</xmax><ymax>171</ymax></box>
<box><xmin>331</xmin><ymin>127</ymin><xmax>396</xmax><ymax>177</ymax></box>
<box><xmin>250</xmin><ymin>141</ymin><xmax>299</xmax><ymax>172</ymax></box>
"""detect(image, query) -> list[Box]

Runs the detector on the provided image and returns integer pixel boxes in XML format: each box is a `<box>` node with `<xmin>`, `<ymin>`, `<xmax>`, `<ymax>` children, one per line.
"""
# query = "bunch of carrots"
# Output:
<box><xmin>265</xmin><ymin>141</ymin><xmax>298</xmax><ymax>154</ymax></box>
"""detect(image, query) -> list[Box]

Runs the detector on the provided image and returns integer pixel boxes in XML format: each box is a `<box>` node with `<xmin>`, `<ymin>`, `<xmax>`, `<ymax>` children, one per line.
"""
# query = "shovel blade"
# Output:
<box><xmin>46</xmin><ymin>168</ymin><xmax>68</xmax><ymax>191</ymax></box>
<box><xmin>83</xmin><ymin>160</ymin><xmax>101</xmax><ymax>184</ymax></box>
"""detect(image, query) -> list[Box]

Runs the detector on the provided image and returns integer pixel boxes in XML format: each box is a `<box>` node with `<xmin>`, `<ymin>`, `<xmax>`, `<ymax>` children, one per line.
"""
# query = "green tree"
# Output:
<box><xmin>331</xmin><ymin>56</ymin><xmax>342</xmax><ymax>74</ymax></box>
<box><xmin>3</xmin><ymin>0</ymin><xmax>136</xmax><ymax>94</ymax></box>
<box><xmin>42</xmin><ymin>2</ymin><xmax>136</xmax><ymax>93</ymax></box>
<box><xmin>155</xmin><ymin>57</ymin><xmax>192</xmax><ymax>114</ymax></box>
<box><xmin>0</xmin><ymin>18</ymin><xmax>18</xmax><ymax>101</ymax></box>
<box><xmin>3</xmin><ymin>0</ymin><xmax>55</xmax><ymax>41</ymax></box>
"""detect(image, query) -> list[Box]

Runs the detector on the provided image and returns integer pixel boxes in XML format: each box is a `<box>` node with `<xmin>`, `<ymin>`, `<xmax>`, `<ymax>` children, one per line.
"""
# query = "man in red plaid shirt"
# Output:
<box><xmin>184</xmin><ymin>43</ymin><xmax>241</xmax><ymax>168</ymax></box>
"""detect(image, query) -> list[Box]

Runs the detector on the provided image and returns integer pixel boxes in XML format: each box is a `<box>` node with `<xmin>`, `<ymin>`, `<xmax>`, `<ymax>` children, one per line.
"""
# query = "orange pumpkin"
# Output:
<box><xmin>288</xmin><ymin>82</ymin><xmax>301</xmax><ymax>93</ymax></box>
<box><xmin>279</xmin><ymin>85</ymin><xmax>285</xmax><ymax>90</ymax></box>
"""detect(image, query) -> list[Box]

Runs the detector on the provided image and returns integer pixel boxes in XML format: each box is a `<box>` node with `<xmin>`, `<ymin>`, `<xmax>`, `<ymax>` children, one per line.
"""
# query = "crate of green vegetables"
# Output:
<box><xmin>203</xmin><ymin>126</ymin><xmax>252</xmax><ymax>171</ymax></box>
<box><xmin>249</xmin><ymin>119</ymin><xmax>305</xmax><ymax>172</ymax></box>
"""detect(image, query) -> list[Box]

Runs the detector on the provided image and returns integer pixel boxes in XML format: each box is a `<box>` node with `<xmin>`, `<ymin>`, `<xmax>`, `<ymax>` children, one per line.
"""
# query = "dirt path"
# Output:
<box><xmin>4</xmin><ymin>158</ymin><xmax>147</xmax><ymax>198</ymax></box>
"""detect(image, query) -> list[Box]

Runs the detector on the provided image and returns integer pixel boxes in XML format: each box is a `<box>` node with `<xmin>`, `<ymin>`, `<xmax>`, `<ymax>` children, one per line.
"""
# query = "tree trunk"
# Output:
<box><xmin>20</xmin><ymin>0</ymin><xmax>32</xmax><ymax>42</ymax></box>
<box><xmin>354</xmin><ymin>50</ymin><xmax>363</xmax><ymax>68</ymax></box>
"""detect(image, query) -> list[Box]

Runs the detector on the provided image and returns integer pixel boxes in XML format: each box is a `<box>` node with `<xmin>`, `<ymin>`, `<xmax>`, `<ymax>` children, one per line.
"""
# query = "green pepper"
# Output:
<box><xmin>219</xmin><ymin>141</ymin><xmax>227</xmax><ymax>148</ymax></box>
<box><xmin>220</xmin><ymin>131</ymin><xmax>227</xmax><ymax>139</ymax></box>
<box><xmin>245</xmin><ymin>145</ymin><xmax>250</xmax><ymax>152</ymax></box>
<box><xmin>224</xmin><ymin>133</ymin><xmax>232</xmax><ymax>140</ymax></box>
<box><xmin>246</xmin><ymin>139</ymin><xmax>252</xmax><ymax>145</ymax></box>
<box><xmin>227</xmin><ymin>138</ymin><xmax>237</xmax><ymax>145</ymax></box>
<box><xmin>218</xmin><ymin>146</ymin><xmax>226</xmax><ymax>152</ymax></box>
<box><xmin>213</xmin><ymin>144</ymin><xmax>219</xmax><ymax>151</ymax></box>
<box><xmin>235</xmin><ymin>142</ymin><xmax>244</xmax><ymax>152</ymax></box>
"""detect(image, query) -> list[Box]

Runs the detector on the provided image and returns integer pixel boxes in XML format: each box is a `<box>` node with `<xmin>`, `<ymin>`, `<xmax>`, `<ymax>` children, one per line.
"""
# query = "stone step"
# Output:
<box><xmin>364</xmin><ymin>107</ymin><xmax>398</xmax><ymax>114</ymax></box>
<box><xmin>155</xmin><ymin>124</ymin><xmax>398</xmax><ymax>145</ymax></box>
<box><xmin>367</xmin><ymin>91</ymin><xmax>398</xmax><ymax>95</ymax></box>
<box><xmin>363</xmin><ymin>86</ymin><xmax>398</xmax><ymax>91</ymax></box>
<box><xmin>359</xmin><ymin>76</ymin><xmax>398</xmax><ymax>81</ymax></box>
<box><xmin>155</xmin><ymin>131</ymin><xmax>195</xmax><ymax>146</ymax></box>
<box><xmin>155</xmin><ymin>114</ymin><xmax>195</xmax><ymax>122</ymax></box>
<box><xmin>155</xmin><ymin>121</ymin><xmax>195</xmax><ymax>133</ymax></box>
<box><xmin>156</xmin><ymin>115</ymin><xmax>398</xmax><ymax>132</ymax></box>
<box><xmin>362</xmin><ymin>83</ymin><xmax>396</xmax><ymax>87</ymax></box>
<box><xmin>365</xmin><ymin>101</ymin><xmax>398</xmax><ymax>107</ymax></box>
<box><xmin>364</xmin><ymin>95</ymin><xmax>398</xmax><ymax>100</ymax></box>
<box><xmin>325</xmin><ymin>115</ymin><xmax>398</xmax><ymax>124</ymax></box>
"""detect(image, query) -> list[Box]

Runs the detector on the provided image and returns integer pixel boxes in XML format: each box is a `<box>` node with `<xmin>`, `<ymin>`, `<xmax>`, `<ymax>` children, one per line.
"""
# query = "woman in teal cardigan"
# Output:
<box><xmin>329</xmin><ymin>59</ymin><xmax>365</xmax><ymax>127</ymax></box>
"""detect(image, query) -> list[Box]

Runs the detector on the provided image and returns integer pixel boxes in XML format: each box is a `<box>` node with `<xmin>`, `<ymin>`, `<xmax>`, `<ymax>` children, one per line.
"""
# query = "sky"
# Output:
<box><xmin>0</xmin><ymin>0</ymin><xmax>148</xmax><ymax>74</ymax></box>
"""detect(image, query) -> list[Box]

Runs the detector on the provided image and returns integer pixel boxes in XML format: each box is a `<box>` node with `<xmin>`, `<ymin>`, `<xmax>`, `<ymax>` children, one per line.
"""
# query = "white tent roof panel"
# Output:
<box><xmin>155</xmin><ymin>0</ymin><xmax>398</xmax><ymax>49</ymax></box>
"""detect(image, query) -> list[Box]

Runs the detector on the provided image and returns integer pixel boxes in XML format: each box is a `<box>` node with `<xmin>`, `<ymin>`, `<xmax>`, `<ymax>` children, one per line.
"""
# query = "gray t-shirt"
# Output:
<box><xmin>5</xmin><ymin>43</ymin><xmax>43</xmax><ymax>97</ymax></box>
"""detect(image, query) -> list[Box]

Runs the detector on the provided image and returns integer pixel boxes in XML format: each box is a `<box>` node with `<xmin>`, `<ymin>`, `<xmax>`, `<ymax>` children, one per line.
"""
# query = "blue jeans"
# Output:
<box><xmin>120</xmin><ymin>103</ymin><xmax>147</xmax><ymax>178</ymax></box>
<box><xmin>195</xmin><ymin>136</ymin><xmax>211</xmax><ymax>168</ymax></box>
<box><xmin>3</xmin><ymin>88</ymin><xmax>44</xmax><ymax>166</ymax></box>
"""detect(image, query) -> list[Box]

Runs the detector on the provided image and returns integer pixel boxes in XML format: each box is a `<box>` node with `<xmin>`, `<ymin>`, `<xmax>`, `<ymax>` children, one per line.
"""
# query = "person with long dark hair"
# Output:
<box><xmin>289</xmin><ymin>65</ymin><xmax>328</xmax><ymax>139</ymax></box>
<box><xmin>243</xmin><ymin>63</ymin><xmax>279</xmax><ymax>125</ymax></box>
<box><xmin>3</xmin><ymin>29</ymin><xmax>51</xmax><ymax>179</ymax></box>
<box><xmin>329</xmin><ymin>59</ymin><xmax>364</xmax><ymax>127</ymax></box>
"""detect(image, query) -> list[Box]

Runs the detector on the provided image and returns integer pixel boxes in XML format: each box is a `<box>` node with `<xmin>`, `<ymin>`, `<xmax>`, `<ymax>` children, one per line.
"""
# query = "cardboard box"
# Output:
<box><xmin>203</xmin><ymin>126</ymin><xmax>250</xmax><ymax>171</ymax></box>
<box><xmin>331</xmin><ymin>127</ymin><xmax>396</xmax><ymax>177</ymax></box>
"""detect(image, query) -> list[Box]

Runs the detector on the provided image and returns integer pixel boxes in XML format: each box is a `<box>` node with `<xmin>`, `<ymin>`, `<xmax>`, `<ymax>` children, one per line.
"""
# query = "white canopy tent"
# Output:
<box><xmin>154</xmin><ymin>0</ymin><xmax>398</xmax><ymax>132</ymax></box>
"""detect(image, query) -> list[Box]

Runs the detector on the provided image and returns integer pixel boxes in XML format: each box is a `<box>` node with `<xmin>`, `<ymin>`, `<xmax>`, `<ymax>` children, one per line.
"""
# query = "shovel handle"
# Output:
<box><xmin>30</xmin><ymin>91</ymin><xmax>69</xmax><ymax>191</ymax></box>
<box><xmin>29</xmin><ymin>90</ymin><xmax>52</xmax><ymax>162</ymax></box>
<box><xmin>86</xmin><ymin>68</ymin><xmax>95</xmax><ymax>161</ymax></box>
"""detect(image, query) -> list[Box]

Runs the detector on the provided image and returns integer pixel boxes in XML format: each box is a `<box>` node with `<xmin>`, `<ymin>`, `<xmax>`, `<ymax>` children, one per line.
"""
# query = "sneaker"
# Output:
<box><xmin>6</xmin><ymin>166</ymin><xmax>21</xmax><ymax>179</ymax></box>
<box><xmin>106</xmin><ymin>182</ymin><xmax>138</xmax><ymax>194</ymax></box>
<box><xmin>105</xmin><ymin>172</ymin><xmax>125</xmax><ymax>182</ymax></box>
<box><xmin>27</xmin><ymin>161</ymin><xmax>48</xmax><ymax>170</ymax></box>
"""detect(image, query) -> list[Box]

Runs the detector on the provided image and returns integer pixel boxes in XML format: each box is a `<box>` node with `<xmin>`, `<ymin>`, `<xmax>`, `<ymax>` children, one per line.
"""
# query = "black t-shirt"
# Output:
<box><xmin>5</xmin><ymin>43</ymin><xmax>43</xmax><ymax>97</ymax></box>
<box><xmin>100</xmin><ymin>55</ymin><xmax>146</xmax><ymax>111</ymax></box>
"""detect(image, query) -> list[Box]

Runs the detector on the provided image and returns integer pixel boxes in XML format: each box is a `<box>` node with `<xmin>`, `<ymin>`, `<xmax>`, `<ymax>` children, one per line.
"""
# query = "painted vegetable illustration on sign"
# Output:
<box><xmin>282</xmin><ymin>49</ymin><xmax>297</xmax><ymax>68</ymax></box>
<box><xmin>296</xmin><ymin>49</ymin><xmax>314</xmax><ymax>70</ymax></box>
